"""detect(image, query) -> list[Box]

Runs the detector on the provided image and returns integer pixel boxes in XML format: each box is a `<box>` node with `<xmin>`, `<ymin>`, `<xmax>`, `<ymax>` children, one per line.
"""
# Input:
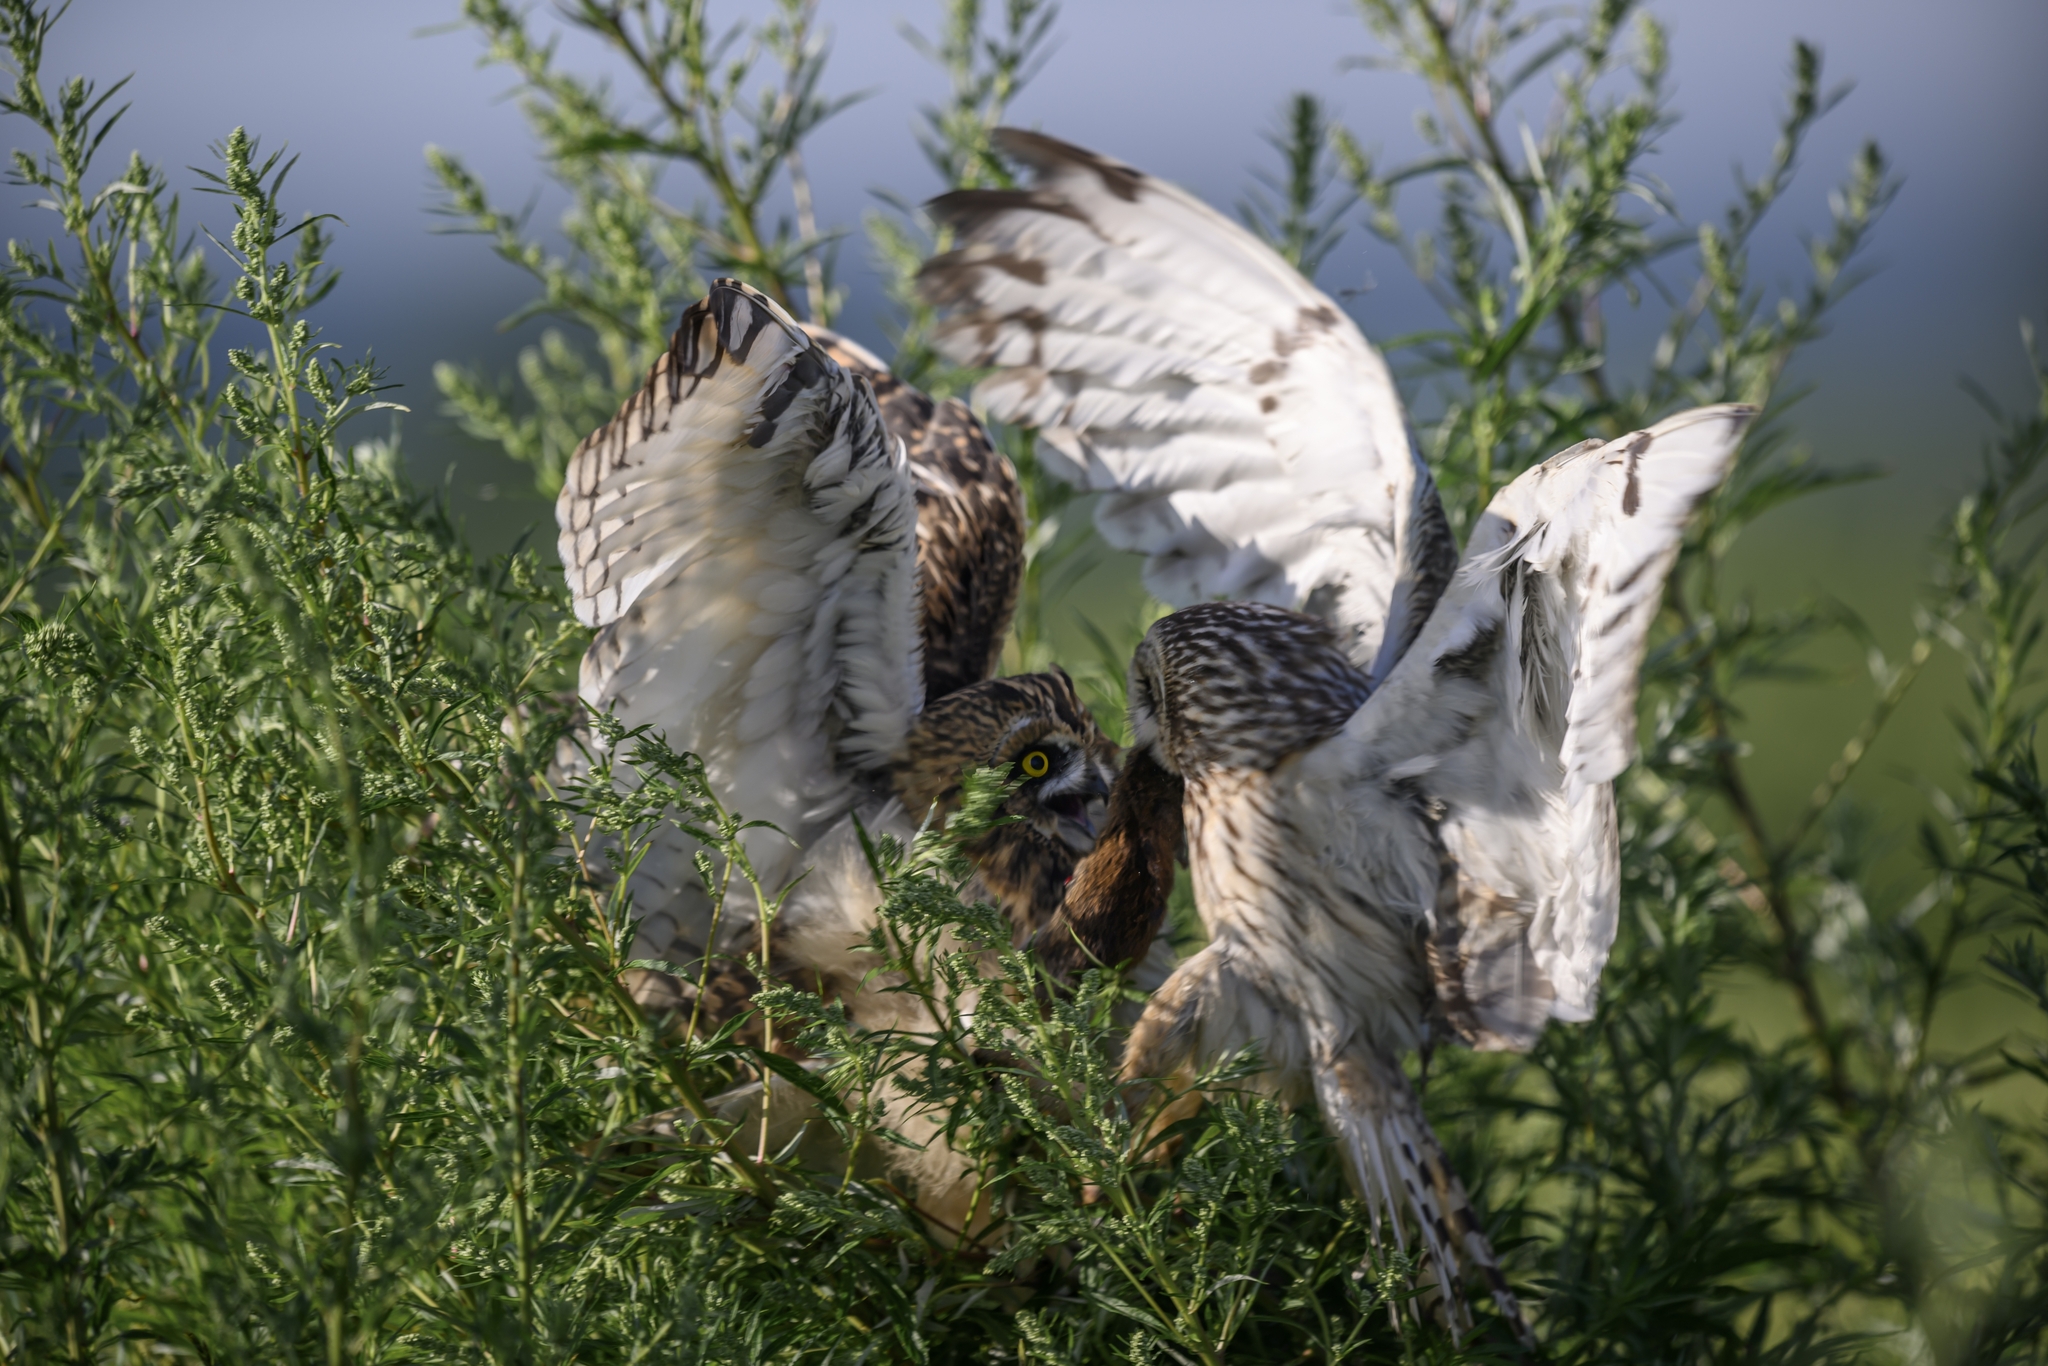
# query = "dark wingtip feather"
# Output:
<box><xmin>989</xmin><ymin>127</ymin><xmax>1148</xmax><ymax>200</ymax></box>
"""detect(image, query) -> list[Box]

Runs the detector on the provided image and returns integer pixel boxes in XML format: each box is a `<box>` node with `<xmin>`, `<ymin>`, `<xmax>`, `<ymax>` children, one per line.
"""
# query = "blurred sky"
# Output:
<box><xmin>9</xmin><ymin>0</ymin><xmax>2048</xmax><ymax>818</ymax></box>
<box><xmin>18</xmin><ymin>1</ymin><xmax>2043</xmax><ymax>485</ymax></box>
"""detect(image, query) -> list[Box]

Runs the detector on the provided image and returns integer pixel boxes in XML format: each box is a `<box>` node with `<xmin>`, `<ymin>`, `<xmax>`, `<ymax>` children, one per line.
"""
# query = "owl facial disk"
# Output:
<box><xmin>1124</xmin><ymin>641</ymin><xmax>1168</xmax><ymax>767</ymax></box>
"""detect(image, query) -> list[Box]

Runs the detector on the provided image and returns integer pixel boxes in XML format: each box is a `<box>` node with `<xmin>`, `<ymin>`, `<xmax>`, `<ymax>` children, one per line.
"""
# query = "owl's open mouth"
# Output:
<box><xmin>1042</xmin><ymin>792</ymin><xmax>1106</xmax><ymax>851</ymax></box>
<box><xmin>1043</xmin><ymin>792</ymin><xmax>1090</xmax><ymax>829</ymax></box>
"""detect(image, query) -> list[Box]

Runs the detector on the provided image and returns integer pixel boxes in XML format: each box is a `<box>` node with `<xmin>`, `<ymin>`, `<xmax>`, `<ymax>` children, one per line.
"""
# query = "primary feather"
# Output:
<box><xmin>919</xmin><ymin>129</ymin><xmax>1456</xmax><ymax>680</ymax></box>
<box><xmin>560</xmin><ymin>282</ymin><xmax>922</xmax><ymax>972</ymax></box>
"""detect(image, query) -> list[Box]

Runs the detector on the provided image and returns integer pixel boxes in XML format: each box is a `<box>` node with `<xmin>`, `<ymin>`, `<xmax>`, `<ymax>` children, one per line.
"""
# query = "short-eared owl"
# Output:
<box><xmin>920</xmin><ymin>130</ymin><xmax>1753</xmax><ymax>1338</ymax></box>
<box><xmin>558</xmin><ymin>279</ymin><xmax>1119</xmax><ymax>1232</ymax></box>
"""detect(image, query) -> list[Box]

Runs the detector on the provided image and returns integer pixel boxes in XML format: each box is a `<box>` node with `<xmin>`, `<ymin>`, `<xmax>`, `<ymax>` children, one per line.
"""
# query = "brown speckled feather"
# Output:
<box><xmin>1082</xmin><ymin>601</ymin><xmax>1531</xmax><ymax>1344</ymax></box>
<box><xmin>805</xmin><ymin>326</ymin><xmax>1027</xmax><ymax>702</ymax></box>
<box><xmin>1054</xmin><ymin>410</ymin><xmax>1751</xmax><ymax>1344</ymax></box>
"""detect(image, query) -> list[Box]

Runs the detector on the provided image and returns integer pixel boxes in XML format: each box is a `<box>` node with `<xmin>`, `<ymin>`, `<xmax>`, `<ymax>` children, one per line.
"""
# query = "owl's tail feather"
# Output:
<box><xmin>1315</xmin><ymin>1049</ymin><xmax>1533</xmax><ymax>1348</ymax></box>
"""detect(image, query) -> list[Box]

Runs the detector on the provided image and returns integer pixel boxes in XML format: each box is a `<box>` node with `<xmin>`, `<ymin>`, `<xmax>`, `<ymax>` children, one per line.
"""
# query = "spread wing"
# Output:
<box><xmin>802</xmin><ymin>325</ymin><xmax>1026</xmax><ymax>702</ymax></box>
<box><xmin>918</xmin><ymin>128</ymin><xmax>1454</xmax><ymax>680</ymax></box>
<box><xmin>1308</xmin><ymin>406</ymin><xmax>1754</xmax><ymax>1046</ymax></box>
<box><xmin>559</xmin><ymin>280</ymin><xmax>922</xmax><ymax>965</ymax></box>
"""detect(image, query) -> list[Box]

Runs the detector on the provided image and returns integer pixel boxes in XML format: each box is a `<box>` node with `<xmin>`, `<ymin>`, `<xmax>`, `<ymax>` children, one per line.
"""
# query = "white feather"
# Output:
<box><xmin>557</xmin><ymin>281</ymin><xmax>923</xmax><ymax>966</ymax></box>
<box><xmin>1312</xmin><ymin>404</ymin><xmax>1754</xmax><ymax>1027</ymax></box>
<box><xmin>920</xmin><ymin>130</ymin><xmax>1451</xmax><ymax>673</ymax></box>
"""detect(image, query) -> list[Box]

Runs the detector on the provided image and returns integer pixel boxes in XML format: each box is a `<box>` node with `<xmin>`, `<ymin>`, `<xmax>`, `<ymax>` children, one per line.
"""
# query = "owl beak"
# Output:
<box><xmin>1041</xmin><ymin>761</ymin><xmax>1113</xmax><ymax>852</ymax></box>
<box><xmin>1074</xmin><ymin>765</ymin><xmax>1114</xmax><ymax>848</ymax></box>
<box><xmin>1079</xmin><ymin>795</ymin><xmax>1107</xmax><ymax>841</ymax></box>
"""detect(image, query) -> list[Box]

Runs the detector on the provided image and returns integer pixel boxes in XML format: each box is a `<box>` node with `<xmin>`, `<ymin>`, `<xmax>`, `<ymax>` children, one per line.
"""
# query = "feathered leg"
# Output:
<box><xmin>1315</xmin><ymin>1048</ymin><xmax>1533</xmax><ymax>1348</ymax></box>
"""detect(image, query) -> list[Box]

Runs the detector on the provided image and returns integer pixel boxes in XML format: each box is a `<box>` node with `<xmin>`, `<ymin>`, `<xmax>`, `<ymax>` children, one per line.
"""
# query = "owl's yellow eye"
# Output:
<box><xmin>1019</xmin><ymin>750</ymin><xmax>1050</xmax><ymax>779</ymax></box>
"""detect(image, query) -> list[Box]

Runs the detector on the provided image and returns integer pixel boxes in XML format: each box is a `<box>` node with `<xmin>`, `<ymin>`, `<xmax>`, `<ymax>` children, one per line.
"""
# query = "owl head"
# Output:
<box><xmin>1128</xmin><ymin>601</ymin><xmax>1371</xmax><ymax>777</ymax></box>
<box><xmin>896</xmin><ymin>667</ymin><xmax>1118</xmax><ymax>939</ymax></box>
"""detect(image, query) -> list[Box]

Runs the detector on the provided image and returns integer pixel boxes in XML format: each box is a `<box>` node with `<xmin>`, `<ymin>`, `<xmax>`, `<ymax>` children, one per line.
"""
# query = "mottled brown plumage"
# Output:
<box><xmin>894</xmin><ymin>668</ymin><xmax>1119</xmax><ymax>940</ymax></box>
<box><xmin>1065</xmin><ymin>601</ymin><xmax>1529</xmax><ymax>1341</ymax></box>
<box><xmin>1039</xmin><ymin>748</ymin><xmax>1184</xmax><ymax>982</ymax></box>
<box><xmin>804</xmin><ymin>326</ymin><xmax>1026</xmax><ymax>704</ymax></box>
<box><xmin>1128</xmin><ymin>602</ymin><xmax>1372</xmax><ymax>776</ymax></box>
<box><xmin>1048</xmin><ymin>409</ymin><xmax>1753</xmax><ymax>1346</ymax></box>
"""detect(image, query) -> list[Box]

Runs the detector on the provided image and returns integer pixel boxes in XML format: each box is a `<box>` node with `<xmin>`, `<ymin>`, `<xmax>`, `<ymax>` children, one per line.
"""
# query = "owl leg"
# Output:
<box><xmin>1116</xmin><ymin>941</ymin><xmax>1234</xmax><ymax>1163</ymax></box>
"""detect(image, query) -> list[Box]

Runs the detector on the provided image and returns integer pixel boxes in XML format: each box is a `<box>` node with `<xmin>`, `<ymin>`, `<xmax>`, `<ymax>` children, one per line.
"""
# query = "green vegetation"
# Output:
<box><xmin>2</xmin><ymin>0</ymin><xmax>2043</xmax><ymax>1360</ymax></box>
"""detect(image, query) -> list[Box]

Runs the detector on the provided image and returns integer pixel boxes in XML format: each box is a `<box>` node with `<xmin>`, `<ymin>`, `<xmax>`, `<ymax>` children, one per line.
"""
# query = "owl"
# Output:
<box><xmin>558</xmin><ymin>279</ymin><xmax>1121</xmax><ymax>1233</ymax></box>
<box><xmin>920</xmin><ymin>129</ymin><xmax>1753</xmax><ymax>1339</ymax></box>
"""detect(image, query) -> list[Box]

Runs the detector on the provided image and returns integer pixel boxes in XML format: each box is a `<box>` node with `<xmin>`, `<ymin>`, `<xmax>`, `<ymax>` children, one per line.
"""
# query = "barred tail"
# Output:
<box><xmin>1315</xmin><ymin>1049</ymin><xmax>1533</xmax><ymax>1347</ymax></box>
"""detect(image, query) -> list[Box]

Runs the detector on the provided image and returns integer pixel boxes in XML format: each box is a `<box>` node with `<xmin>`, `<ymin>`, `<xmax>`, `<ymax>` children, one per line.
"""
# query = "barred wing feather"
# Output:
<box><xmin>558</xmin><ymin>280</ymin><xmax>923</xmax><ymax>961</ymax></box>
<box><xmin>919</xmin><ymin>129</ymin><xmax>1455</xmax><ymax>679</ymax></box>
<box><xmin>800</xmin><ymin>324</ymin><xmax>1027</xmax><ymax>704</ymax></box>
<box><xmin>1312</xmin><ymin>405</ymin><xmax>1754</xmax><ymax>1043</ymax></box>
